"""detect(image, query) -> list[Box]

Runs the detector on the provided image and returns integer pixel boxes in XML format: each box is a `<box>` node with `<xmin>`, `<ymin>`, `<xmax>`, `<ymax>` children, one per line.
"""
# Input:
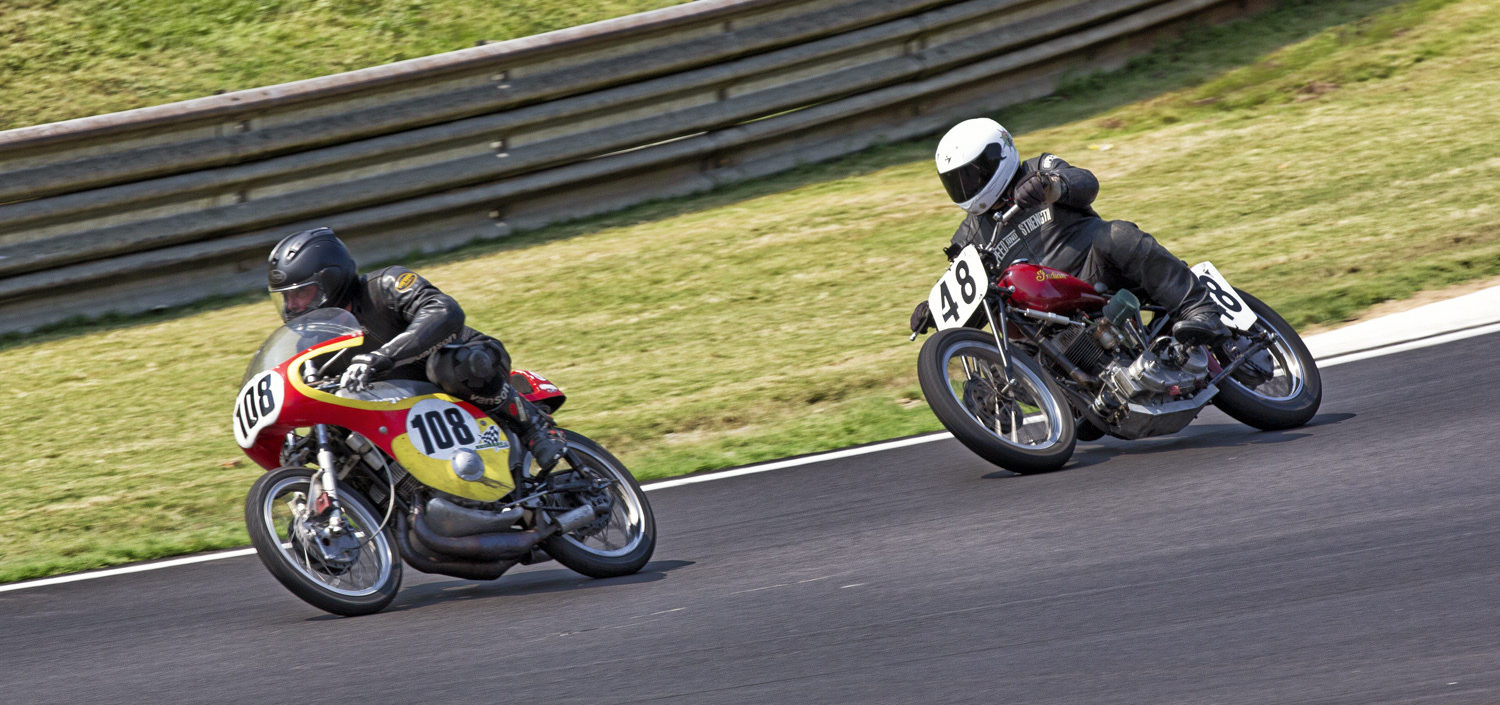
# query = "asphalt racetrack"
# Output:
<box><xmin>3</xmin><ymin>332</ymin><xmax>1497</xmax><ymax>704</ymax></box>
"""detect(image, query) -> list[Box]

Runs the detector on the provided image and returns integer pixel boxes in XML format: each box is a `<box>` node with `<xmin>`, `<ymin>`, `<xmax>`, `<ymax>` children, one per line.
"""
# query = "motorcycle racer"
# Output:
<box><xmin>912</xmin><ymin>117</ymin><xmax>1229</xmax><ymax>345</ymax></box>
<box><xmin>265</xmin><ymin>227</ymin><xmax>567</xmax><ymax>470</ymax></box>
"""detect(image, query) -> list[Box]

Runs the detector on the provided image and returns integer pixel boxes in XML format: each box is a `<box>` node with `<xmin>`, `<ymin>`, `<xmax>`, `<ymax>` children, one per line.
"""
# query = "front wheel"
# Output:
<box><xmin>918</xmin><ymin>327</ymin><xmax>1077</xmax><ymax>473</ymax></box>
<box><xmin>541</xmin><ymin>430</ymin><xmax>656</xmax><ymax>578</ymax></box>
<box><xmin>245</xmin><ymin>466</ymin><xmax>401</xmax><ymax>616</ymax></box>
<box><xmin>1210</xmin><ymin>289</ymin><xmax>1322</xmax><ymax>430</ymax></box>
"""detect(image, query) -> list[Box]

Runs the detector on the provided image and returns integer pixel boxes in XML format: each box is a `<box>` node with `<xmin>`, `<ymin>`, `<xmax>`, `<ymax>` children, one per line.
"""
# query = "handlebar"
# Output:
<box><xmin>911</xmin><ymin>205</ymin><xmax>1025</xmax><ymax>342</ymax></box>
<box><xmin>982</xmin><ymin>204</ymin><xmax>1022</xmax><ymax>251</ymax></box>
<box><xmin>995</xmin><ymin>204</ymin><xmax>1021</xmax><ymax>226</ymax></box>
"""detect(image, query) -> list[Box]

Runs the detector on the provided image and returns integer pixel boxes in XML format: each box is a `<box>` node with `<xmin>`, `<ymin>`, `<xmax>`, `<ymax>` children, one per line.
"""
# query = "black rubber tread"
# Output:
<box><xmin>1210</xmin><ymin>289</ymin><xmax>1323</xmax><ymax>430</ymax></box>
<box><xmin>540</xmin><ymin>431</ymin><xmax>656</xmax><ymax>578</ymax></box>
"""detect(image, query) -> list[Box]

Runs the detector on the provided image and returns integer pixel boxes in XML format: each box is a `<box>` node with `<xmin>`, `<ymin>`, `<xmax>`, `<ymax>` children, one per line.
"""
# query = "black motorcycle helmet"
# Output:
<box><xmin>266</xmin><ymin>227</ymin><xmax>358</xmax><ymax>321</ymax></box>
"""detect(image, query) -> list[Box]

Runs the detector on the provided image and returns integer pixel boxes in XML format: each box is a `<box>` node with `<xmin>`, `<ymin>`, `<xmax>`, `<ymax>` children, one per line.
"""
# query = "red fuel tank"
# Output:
<box><xmin>1000</xmin><ymin>263</ymin><xmax>1108</xmax><ymax>314</ymax></box>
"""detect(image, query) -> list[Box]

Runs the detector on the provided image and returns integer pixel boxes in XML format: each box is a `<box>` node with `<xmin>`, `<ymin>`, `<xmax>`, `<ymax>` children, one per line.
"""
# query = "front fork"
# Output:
<box><xmin>978</xmin><ymin>291</ymin><xmax>1028</xmax><ymax>440</ymax></box>
<box><xmin>981</xmin><ymin>288</ymin><xmax>1017</xmax><ymax>396</ymax></box>
<box><xmin>309</xmin><ymin>424</ymin><xmax>345</xmax><ymax>531</ymax></box>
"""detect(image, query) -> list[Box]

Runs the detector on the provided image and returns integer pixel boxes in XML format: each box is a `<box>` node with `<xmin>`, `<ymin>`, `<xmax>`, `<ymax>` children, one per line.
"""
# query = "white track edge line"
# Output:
<box><xmin>5</xmin><ymin>319</ymin><xmax>1496</xmax><ymax>593</ymax></box>
<box><xmin>1314</xmin><ymin>322</ymin><xmax>1500</xmax><ymax>368</ymax></box>
<box><xmin>641</xmin><ymin>432</ymin><xmax>956</xmax><ymax>490</ymax></box>
<box><xmin>0</xmin><ymin>549</ymin><xmax>258</xmax><ymax>593</ymax></box>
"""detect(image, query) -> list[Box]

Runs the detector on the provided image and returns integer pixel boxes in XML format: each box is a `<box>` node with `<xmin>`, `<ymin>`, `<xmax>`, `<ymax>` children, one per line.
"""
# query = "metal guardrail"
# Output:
<box><xmin>0</xmin><ymin>0</ymin><xmax>1266</xmax><ymax>333</ymax></box>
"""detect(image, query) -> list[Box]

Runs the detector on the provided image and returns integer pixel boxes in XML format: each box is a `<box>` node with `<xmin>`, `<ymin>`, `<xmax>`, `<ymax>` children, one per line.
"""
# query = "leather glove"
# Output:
<box><xmin>341</xmin><ymin>352</ymin><xmax>393</xmax><ymax>393</ymax></box>
<box><xmin>1012</xmin><ymin>172</ymin><xmax>1065</xmax><ymax>210</ymax></box>
<box><xmin>910</xmin><ymin>300</ymin><xmax>934</xmax><ymax>335</ymax></box>
<box><xmin>942</xmin><ymin>242</ymin><xmax>963</xmax><ymax>260</ymax></box>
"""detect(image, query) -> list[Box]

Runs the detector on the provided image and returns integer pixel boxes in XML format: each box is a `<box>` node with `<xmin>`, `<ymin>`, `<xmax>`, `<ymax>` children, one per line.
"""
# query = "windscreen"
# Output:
<box><xmin>241</xmin><ymin>308</ymin><xmax>362</xmax><ymax>384</ymax></box>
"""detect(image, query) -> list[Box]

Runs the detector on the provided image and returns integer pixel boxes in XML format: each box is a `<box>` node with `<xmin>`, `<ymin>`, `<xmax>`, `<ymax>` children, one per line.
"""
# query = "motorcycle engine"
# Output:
<box><xmin>1047</xmin><ymin>316</ymin><xmax>1212</xmax><ymax>423</ymax></box>
<box><xmin>1041</xmin><ymin>298</ymin><xmax>1216</xmax><ymax>439</ymax></box>
<box><xmin>1100</xmin><ymin>337</ymin><xmax>1210</xmax><ymax>404</ymax></box>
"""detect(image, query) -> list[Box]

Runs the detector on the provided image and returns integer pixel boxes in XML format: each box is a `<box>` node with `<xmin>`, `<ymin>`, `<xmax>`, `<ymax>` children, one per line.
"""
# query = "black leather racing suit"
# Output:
<box><xmin>348</xmin><ymin>266</ymin><xmax>522</xmax><ymax>413</ymax></box>
<box><xmin>948</xmin><ymin>153</ymin><xmax>1212</xmax><ymax>314</ymax></box>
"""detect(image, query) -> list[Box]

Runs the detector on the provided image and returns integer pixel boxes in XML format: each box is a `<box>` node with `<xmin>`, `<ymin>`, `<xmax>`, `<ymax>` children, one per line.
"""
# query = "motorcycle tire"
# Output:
<box><xmin>541</xmin><ymin>431</ymin><xmax>656</xmax><ymax>578</ymax></box>
<box><xmin>246</xmin><ymin>466</ymin><xmax>402</xmax><ymax>616</ymax></box>
<box><xmin>918</xmin><ymin>327</ymin><xmax>1076</xmax><ymax>474</ymax></box>
<box><xmin>1210</xmin><ymin>289</ymin><xmax>1322</xmax><ymax>430</ymax></box>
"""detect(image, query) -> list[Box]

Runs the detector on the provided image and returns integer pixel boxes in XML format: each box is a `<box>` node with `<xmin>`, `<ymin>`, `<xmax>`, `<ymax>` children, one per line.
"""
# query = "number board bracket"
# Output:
<box><xmin>1190</xmin><ymin>261</ymin><xmax>1259</xmax><ymax>332</ymax></box>
<box><xmin>928</xmin><ymin>246</ymin><xmax>989</xmax><ymax>332</ymax></box>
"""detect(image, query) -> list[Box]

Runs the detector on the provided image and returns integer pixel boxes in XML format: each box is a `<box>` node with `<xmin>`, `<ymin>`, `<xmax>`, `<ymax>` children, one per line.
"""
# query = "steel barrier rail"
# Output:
<box><xmin>0</xmin><ymin>0</ymin><xmax>1014</xmax><ymax>256</ymax></box>
<box><xmin>0</xmin><ymin>0</ymin><xmax>1153</xmax><ymax>277</ymax></box>
<box><xmin>0</xmin><ymin>0</ymin><xmax>951</xmax><ymax>235</ymax></box>
<box><xmin>0</xmin><ymin>0</ymin><xmax>1267</xmax><ymax>334</ymax></box>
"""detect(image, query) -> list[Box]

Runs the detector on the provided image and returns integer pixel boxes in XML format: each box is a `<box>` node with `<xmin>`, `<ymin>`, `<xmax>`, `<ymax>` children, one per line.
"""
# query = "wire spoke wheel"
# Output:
<box><xmin>918</xmin><ymin>327</ymin><xmax>1076</xmax><ymax>474</ymax></box>
<box><xmin>541</xmin><ymin>430</ymin><xmax>655</xmax><ymax>577</ymax></box>
<box><xmin>246</xmin><ymin>466</ymin><xmax>401</xmax><ymax>615</ymax></box>
<box><xmin>949</xmin><ymin>351</ymin><xmax>1060</xmax><ymax>448</ymax></box>
<box><xmin>1210</xmin><ymin>289</ymin><xmax>1322</xmax><ymax>430</ymax></box>
<box><xmin>1224</xmin><ymin>323</ymin><xmax>1306</xmax><ymax>402</ymax></box>
<box><xmin>558</xmin><ymin>450</ymin><xmax>647</xmax><ymax>559</ymax></box>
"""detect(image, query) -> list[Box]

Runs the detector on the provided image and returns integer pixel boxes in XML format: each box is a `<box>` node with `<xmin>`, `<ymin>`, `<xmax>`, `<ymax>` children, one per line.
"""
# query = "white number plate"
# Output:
<box><xmin>1190</xmin><ymin>261</ymin><xmax>1259</xmax><ymax>332</ymax></box>
<box><xmin>928</xmin><ymin>245</ymin><xmax>988</xmax><ymax>331</ymax></box>
<box><xmin>233</xmin><ymin>370</ymin><xmax>285</xmax><ymax>449</ymax></box>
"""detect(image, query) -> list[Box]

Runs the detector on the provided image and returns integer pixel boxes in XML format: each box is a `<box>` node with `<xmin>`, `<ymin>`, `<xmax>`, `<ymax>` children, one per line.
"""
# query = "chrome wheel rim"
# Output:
<box><xmin>557</xmin><ymin>447</ymin><xmax>647</xmax><ymax>558</ymax></box>
<box><xmin>259</xmin><ymin>475</ymin><xmax>393</xmax><ymax>597</ymax></box>
<box><xmin>1226</xmin><ymin>326</ymin><xmax>1306</xmax><ymax>402</ymax></box>
<box><xmin>941</xmin><ymin>339</ymin><xmax>1068</xmax><ymax>451</ymax></box>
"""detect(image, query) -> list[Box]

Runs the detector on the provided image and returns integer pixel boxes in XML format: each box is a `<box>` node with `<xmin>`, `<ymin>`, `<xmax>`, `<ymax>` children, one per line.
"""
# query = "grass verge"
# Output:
<box><xmin>0</xmin><ymin>0</ymin><xmax>686</xmax><ymax>130</ymax></box>
<box><xmin>4</xmin><ymin>0</ymin><xmax>1498</xmax><ymax>582</ymax></box>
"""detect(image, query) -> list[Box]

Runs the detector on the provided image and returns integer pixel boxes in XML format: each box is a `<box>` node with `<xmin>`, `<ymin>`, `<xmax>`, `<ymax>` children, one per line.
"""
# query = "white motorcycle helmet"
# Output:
<box><xmin>935</xmin><ymin>118</ymin><xmax>1019</xmax><ymax>214</ymax></box>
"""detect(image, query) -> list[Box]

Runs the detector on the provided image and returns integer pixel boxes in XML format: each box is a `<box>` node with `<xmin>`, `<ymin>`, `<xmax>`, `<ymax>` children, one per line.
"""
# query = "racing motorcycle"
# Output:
<box><xmin>232</xmin><ymin>308</ymin><xmax>655</xmax><ymax>615</ymax></box>
<box><xmin>912</xmin><ymin>206</ymin><xmax>1321</xmax><ymax>474</ymax></box>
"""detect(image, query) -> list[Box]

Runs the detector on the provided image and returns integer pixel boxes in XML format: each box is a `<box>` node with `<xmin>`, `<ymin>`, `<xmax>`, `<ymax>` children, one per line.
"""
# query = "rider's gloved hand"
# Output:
<box><xmin>910</xmin><ymin>300</ymin><xmax>934</xmax><ymax>335</ymax></box>
<box><xmin>341</xmin><ymin>352</ymin><xmax>393</xmax><ymax>392</ymax></box>
<box><xmin>1012</xmin><ymin>172</ymin><xmax>1065</xmax><ymax>211</ymax></box>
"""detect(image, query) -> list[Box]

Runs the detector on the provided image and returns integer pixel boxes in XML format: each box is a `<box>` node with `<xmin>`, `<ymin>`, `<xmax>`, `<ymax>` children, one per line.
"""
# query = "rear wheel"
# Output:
<box><xmin>918</xmin><ymin>327</ymin><xmax>1076</xmax><ymax>473</ymax></box>
<box><xmin>541</xmin><ymin>431</ymin><xmax>656</xmax><ymax>578</ymax></box>
<box><xmin>1210</xmin><ymin>289</ymin><xmax>1322</xmax><ymax>430</ymax></box>
<box><xmin>245</xmin><ymin>466</ymin><xmax>401</xmax><ymax>616</ymax></box>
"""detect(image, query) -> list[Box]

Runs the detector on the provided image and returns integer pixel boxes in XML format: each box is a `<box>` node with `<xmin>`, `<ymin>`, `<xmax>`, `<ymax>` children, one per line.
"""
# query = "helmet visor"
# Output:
<box><xmin>938</xmin><ymin>141</ymin><xmax>1008</xmax><ymax>204</ymax></box>
<box><xmin>269</xmin><ymin>281</ymin><xmax>330</xmax><ymax>322</ymax></box>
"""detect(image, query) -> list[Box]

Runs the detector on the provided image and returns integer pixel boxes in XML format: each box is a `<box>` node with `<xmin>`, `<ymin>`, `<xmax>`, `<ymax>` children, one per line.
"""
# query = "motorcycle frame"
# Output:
<box><xmin>968</xmin><ymin>283</ymin><xmax>1278</xmax><ymax>434</ymax></box>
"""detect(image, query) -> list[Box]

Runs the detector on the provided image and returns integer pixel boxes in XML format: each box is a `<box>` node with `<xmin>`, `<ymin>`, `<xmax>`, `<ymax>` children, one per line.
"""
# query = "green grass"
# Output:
<box><xmin>5</xmin><ymin>0</ymin><xmax>1500</xmax><ymax>582</ymax></box>
<box><xmin>0</xmin><ymin>0</ymin><xmax>686</xmax><ymax>130</ymax></box>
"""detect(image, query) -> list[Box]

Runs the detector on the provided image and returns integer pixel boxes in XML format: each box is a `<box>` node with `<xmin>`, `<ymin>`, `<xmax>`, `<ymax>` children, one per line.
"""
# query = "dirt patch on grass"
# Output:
<box><xmin>1295</xmin><ymin>80</ymin><xmax>1342</xmax><ymax>100</ymax></box>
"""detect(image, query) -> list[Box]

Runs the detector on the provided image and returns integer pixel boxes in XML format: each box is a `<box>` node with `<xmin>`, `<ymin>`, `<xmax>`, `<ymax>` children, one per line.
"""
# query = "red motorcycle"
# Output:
<box><xmin>912</xmin><ymin>207</ymin><xmax>1321</xmax><ymax>474</ymax></box>
<box><xmin>233</xmin><ymin>308</ymin><xmax>655</xmax><ymax>615</ymax></box>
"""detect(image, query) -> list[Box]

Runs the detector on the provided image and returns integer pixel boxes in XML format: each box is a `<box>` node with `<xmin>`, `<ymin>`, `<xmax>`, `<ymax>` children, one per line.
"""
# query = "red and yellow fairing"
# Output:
<box><xmin>237</xmin><ymin>334</ymin><xmax>516</xmax><ymax>501</ymax></box>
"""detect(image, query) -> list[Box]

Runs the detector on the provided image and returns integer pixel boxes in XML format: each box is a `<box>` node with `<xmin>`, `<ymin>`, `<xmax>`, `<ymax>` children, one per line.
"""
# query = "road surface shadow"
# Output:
<box><xmin>370</xmin><ymin>559</ymin><xmax>695</xmax><ymax>614</ymax></box>
<box><xmin>982</xmin><ymin>412</ymin><xmax>1356</xmax><ymax>478</ymax></box>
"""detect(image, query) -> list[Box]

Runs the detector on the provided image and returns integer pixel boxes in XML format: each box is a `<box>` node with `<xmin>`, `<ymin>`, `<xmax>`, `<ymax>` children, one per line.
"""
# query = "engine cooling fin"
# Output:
<box><xmin>1055</xmin><ymin>326</ymin><xmax>1111</xmax><ymax>374</ymax></box>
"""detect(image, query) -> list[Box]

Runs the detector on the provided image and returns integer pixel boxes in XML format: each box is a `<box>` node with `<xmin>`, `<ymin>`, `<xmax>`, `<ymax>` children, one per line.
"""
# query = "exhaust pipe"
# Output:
<box><xmin>409</xmin><ymin>501</ymin><xmax>606</xmax><ymax>562</ymax></box>
<box><xmin>550</xmin><ymin>503</ymin><xmax>604</xmax><ymax>535</ymax></box>
<box><xmin>424</xmin><ymin>497</ymin><xmax>524</xmax><ymax>537</ymax></box>
<box><xmin>410</xmin><ymin>504</ymin><xmax>543</xmax><ymax>562</ymax></box>
<box><xmin>392</xmin><ymin>511</ymin><xmax>516</xmax><ymax>581</ymax></box>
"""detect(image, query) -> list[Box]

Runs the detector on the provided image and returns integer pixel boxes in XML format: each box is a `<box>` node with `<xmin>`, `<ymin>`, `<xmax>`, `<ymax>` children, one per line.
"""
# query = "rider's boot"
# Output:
<box><xmin>1172</xmin><ymin>299</ymin><xmax>1231</xmax><ymax>346</ymax></box>
<box><xmin>488</xmin><ymin>384</ymin><xmax>567</xmax><ymax>471</ymax></box>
